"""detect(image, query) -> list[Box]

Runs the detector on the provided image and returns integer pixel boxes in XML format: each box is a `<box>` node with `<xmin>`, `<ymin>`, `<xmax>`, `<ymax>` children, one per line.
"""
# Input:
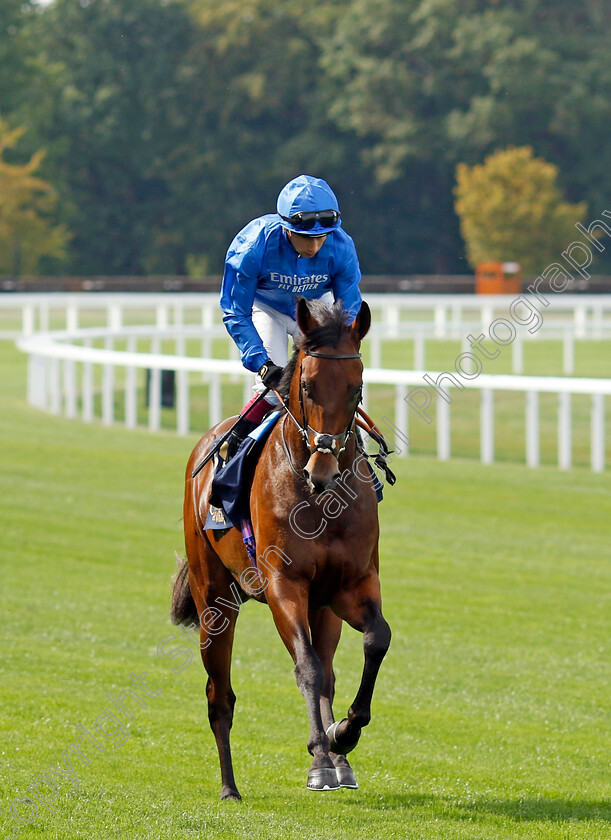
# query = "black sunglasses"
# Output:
<box><xmin>279</xmin><ymin>209</ymin><xmax>341</xmax><ymax>231</ymax></box>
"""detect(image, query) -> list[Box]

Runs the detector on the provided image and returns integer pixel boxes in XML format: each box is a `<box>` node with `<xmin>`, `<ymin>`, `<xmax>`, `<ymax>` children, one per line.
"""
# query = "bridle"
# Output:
<box><xmin>280</xmin><ymin>348</ymin><xmax>362</xmax><ymax>459</ymax></box>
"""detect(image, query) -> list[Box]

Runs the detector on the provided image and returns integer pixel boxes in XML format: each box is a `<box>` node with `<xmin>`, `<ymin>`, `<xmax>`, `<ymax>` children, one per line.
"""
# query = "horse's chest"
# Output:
<box><xmin>306</xmin><ymin>539</ymin><xmax>370</xmax><ymax>607</ymax></box>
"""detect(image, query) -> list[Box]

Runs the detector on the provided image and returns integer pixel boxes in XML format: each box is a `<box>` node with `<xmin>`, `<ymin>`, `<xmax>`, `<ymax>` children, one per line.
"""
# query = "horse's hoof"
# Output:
<box><xmin>307</xmin><ymin>767</ymin><xmax>340</xmax><ymax>791</ymax></box>
<box><xmin>335</xmin><ymin>764</ymin><xmax>359</xmax><ymax>789</ymax></box>
<box><xmin>326</xmin><ymin>720</ymin><xmax>360</xmax><ymax>755</ymax></box>
<box><xmin>220</xmin><ymin>786</ymin><xmax>241</xmax><ymax>801</ymax></box>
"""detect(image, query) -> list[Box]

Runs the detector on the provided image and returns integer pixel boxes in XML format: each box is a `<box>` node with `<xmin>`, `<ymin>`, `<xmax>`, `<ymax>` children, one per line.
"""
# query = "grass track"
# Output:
<box><xmin>1</xmin><ymin>341</ymin><xmax>610</xmax><ymax>839</ymax></box>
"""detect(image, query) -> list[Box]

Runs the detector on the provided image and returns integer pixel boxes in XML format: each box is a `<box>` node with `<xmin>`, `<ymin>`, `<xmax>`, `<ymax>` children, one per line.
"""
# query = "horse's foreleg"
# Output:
<box><xmin>308</xmin><ymin>607</ymin><xmax>341</xmax><ymax>732</ymax></box>
<box><xmin>330</xmin><ymin>575</ymin><xmax>391</xmax><ymax>757</ymax></box>
<box><xmin>309</xmin><ymin>607</ymin><xmax>358</xmax><ymax>788</ymax></box>
<box><xmin>267</xmin><ymin>585</ymin><xmax>339</xmax><ymax>791</ymax></box>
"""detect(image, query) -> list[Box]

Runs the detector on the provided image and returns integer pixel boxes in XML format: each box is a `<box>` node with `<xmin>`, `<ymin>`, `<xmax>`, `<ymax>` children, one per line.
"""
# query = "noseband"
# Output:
<box><xmin>283</xmin><ymin>348</ymin><xmax>363</xmax><ymax>458</ymax></box>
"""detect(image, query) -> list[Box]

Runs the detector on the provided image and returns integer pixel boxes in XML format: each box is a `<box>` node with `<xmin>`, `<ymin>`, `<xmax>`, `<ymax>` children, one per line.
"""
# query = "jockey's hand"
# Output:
<box><xmin>258</xmin><ymin>360</ymin><xmax>284</xmax><ymax>389</ymax></box>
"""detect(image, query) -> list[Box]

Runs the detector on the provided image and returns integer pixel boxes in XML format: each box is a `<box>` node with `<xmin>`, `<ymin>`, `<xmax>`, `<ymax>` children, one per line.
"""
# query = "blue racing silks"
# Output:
<box><xmin>220</xmin><ymin>215</ymin><xmax>362</xmax><ymax>372</ymax></box>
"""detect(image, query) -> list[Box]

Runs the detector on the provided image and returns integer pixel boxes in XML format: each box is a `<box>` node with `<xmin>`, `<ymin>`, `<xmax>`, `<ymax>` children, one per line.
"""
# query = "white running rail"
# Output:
<box><xmin>16</xmin><ymin>324</ymin><xmax>609</xmax><ymax>473</ymax></box>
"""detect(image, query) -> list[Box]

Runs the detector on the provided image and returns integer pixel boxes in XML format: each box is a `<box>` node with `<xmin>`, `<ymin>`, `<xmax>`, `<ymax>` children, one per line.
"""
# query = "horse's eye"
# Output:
<box><xmin>301</xmin><ymin>380</ymin><xmax>309</xmax><ymax>396</ymax></box>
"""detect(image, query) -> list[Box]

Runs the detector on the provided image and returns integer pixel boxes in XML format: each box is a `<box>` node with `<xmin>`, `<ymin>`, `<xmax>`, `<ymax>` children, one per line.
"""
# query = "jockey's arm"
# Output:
<box><xmin>331</xmin><ymin>236</ymin><xmax>363</xmax><ymax>323</ymax></box>
<box><xmin>220</xmin><ymin>223</ymin><xmax>269</xmax><ymax>373</ymax></box>
<box><xmin>220</xmin><ymin>269</ymin><xmax>269</xmax><ymax>373</ymax></box>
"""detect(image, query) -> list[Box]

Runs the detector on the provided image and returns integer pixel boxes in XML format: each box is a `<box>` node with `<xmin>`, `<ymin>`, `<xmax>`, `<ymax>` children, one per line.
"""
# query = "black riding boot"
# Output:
<box><xmin>222</xmin><ymin>416</ymin><xmax>256</xmax><ymax>463</ymax></box>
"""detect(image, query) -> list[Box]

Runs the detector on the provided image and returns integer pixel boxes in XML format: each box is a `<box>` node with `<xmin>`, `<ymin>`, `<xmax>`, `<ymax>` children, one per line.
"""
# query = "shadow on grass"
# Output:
<box><xmin>360</xmin><ymin>792</ymin><xmax>611</xmax><ymax>823</ymax></box>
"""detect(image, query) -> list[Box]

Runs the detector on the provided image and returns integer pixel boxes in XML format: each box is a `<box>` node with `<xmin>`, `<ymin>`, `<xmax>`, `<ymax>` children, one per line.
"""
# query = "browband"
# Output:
<box><xmin>305</xmin><ymin>350</ymin><xmax>362</xmax><ymax>360</ymax></box>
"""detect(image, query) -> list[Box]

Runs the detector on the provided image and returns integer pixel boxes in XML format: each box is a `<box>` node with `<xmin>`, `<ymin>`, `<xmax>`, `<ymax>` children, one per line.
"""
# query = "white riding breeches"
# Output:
<box><xmin>250</xmin><ymin>301</ymin><xmax>301</xmax><ymax>404</ymax></box>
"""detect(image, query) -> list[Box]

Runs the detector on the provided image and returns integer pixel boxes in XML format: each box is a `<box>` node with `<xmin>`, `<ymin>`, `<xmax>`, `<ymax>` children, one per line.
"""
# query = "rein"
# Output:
<box><xmin>354</xmin><ymin>412</ymin><xmax>397</xmax><ymax>486</ymax></box>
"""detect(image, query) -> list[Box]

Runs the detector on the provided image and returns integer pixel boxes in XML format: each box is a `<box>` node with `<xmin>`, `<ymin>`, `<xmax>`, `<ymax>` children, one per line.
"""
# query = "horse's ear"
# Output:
<box><xmin>350</xmin><ymin>301</ymin><xmax>371</xmax><ymax>341</ymax></box>
<box><xmin>297</xmin><ymin>297</ymin><xmax>316</xmax><ymax>334</ymax></box>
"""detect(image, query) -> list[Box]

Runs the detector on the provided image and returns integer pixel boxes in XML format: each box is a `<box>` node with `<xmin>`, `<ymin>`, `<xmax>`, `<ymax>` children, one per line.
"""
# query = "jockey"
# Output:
<box><xmin>219</xmin><ymin>174</ymin><xmax>363</xmax><ymax>460</ymax></box>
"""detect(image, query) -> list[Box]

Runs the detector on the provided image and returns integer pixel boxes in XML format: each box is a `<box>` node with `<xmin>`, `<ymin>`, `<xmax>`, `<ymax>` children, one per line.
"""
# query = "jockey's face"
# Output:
<box><xmin>286</xmin><ymin>230</ymin><xmax>327</xmax><ymax>259</ymax></box>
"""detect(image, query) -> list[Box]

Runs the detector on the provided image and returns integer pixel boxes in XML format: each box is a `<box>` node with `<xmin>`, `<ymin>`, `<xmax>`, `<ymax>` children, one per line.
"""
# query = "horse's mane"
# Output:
<box><xmin>278</xmin><ymin>300</ymin><xmax>351</xmax><ymax>398</ymax></box>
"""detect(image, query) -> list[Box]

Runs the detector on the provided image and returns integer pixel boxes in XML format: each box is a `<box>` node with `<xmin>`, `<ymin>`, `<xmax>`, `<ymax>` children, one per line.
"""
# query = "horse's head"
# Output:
<box><xmin>287</xmin><ymin>297</ymin><xmax>371</xmax><ymax>494</ymax></box>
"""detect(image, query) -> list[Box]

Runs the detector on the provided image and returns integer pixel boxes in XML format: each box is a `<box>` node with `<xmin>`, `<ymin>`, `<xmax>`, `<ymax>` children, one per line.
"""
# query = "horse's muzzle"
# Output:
<box><xmin>303</xmin><ymin>452</ymin><xmax>340</xmax><ymax>494</ymax></box>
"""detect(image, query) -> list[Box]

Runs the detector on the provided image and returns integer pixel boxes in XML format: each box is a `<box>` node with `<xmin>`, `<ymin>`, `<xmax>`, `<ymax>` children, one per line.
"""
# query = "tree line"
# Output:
<box><xmin>1</xmin><ymin>0</ymin><xmax>610</xmax><ymax>277</ymax></box>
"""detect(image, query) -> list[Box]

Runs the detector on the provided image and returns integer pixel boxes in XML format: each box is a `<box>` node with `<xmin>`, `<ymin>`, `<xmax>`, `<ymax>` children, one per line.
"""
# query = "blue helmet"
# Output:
<box><xmin>276</xmin><ymin>175</ymin><xmax>342</xmax><ymax>236</ymax></box>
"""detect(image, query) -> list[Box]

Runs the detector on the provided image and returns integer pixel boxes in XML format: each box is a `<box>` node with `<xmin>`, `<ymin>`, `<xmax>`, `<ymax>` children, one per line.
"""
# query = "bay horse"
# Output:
<box><xmin>172</xmin><ymin>298</ymin><xmax>391</xmax><ymax>800</ymax></box>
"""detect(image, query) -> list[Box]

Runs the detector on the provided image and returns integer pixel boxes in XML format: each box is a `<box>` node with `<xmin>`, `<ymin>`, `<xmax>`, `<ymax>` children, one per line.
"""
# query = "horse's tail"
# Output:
<box><xmin>170</xmin><ymin>554</ymin><xmax>198</xmax><ymax>626</ymax></box>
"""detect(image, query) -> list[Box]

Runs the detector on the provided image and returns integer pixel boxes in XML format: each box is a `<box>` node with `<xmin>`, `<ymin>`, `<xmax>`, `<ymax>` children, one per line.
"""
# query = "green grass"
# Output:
<box><xmin>1</xmin><ymin>340</ymin><xmax>610</xmax><ymax>839</ymax></box>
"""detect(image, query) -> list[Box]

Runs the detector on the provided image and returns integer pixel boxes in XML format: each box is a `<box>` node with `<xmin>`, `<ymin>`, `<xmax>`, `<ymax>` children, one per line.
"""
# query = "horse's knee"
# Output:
<box><xmin>321</xmin><ymin>666</ymin><xmax>336</xmax><ymax>701</ymax></box>
<box><xmin>364</xmin><ymin>612</ymin><xmax>391</xmax><ymax>662</ymax></box>
<box><xmin>294</xmin><ymin>651</ymin><xmax>324</xmax><ymax>696</ymax></box>
<box><xmin>206</xmin><ymin>680</ymin><xmax>236</xmax><ymax>726</ymax></box>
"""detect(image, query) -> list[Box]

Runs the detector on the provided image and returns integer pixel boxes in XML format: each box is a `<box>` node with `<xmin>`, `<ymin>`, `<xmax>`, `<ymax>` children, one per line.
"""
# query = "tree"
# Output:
<box><xmin>175</xmin><ymin>0</ymin><xmax>356</xmax><ymax>272</ymax></box>
<box><xmin>186</xmin><ymin>0</ymin><xmax>462</xmax><ymax>274</ymax></box>
<box><xmin>319</xmin><ymin>0</ymin><xmax>611</xmax><ymax>272</ymax></box>
<box><xmin>14</xmin><ymin>0</ymin><xmax>610</xmax><ymax>276</ymax></box>
<box><xmin>454</xmin><ymin>146</ymin><xmax>586</xmax><ymax>274</ymax></box>
<box><xmin>26</xmin><ymin>0</ymin><xmax>201</xmax><ymax>275</ymax></box>
<box><xmin>0</xmin><ymin>0</ymin><xmax>37</xmax><ymax>118</ymax></box>
<box><xmin>0</xmin><ymin>119</ymin><xmax>68</xmax><ymax>274</ymax></box>
<box><xmin>26</xmin><ymin>0</ymin><xmax>355</xmax><ymax>275</ymax></box>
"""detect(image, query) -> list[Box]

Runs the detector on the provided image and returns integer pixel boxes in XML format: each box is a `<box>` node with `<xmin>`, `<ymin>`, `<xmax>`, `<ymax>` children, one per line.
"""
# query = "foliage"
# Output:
<box><xmin>0</xmin><ymin>0</ymin><xmax>37</xmax><ymax>117</ymax></box>
<box><xmin>23</xmin><ymin>0</ymin><xmax>201</xmax><ymax>275</ymax></box>
<box><xmin>2</xmin><ymin>0</ymin><xmax>611</xmax><ymax>274</ymax></box>
<box><xmin>171</xmin><ymin>0</ymin><xmax>356</xmax><ymax>272</ymax></box>
<box><xmin>454</xmin><ymin>146</ymin><xmax>587</xmax><ymax>274</ymax></box>
<box><xmin>0</xmin><ymin>119</ymin><xmax>69</xmax><ymax>274</ymax></box>
<box><xmin>320</xmin><ymin>0</ymin><xmax>611</xmax><ymax>271</ymax></box>
<box><xmin>321</xmin><ymin>0</ymin><xmax>611</xmax><ymax>179</ymax></box>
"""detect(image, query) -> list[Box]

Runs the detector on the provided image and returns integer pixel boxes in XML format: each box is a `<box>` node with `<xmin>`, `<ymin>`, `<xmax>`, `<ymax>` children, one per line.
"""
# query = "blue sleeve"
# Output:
<box><xmin>331</xmin><ymin>234</ymin><xmax>363</xmax><ymax>323</ymax></box>
<box><xmin>219</xmin><ymin>220</ymin><xmax>270</xmax><ymax>373</ymax></box>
